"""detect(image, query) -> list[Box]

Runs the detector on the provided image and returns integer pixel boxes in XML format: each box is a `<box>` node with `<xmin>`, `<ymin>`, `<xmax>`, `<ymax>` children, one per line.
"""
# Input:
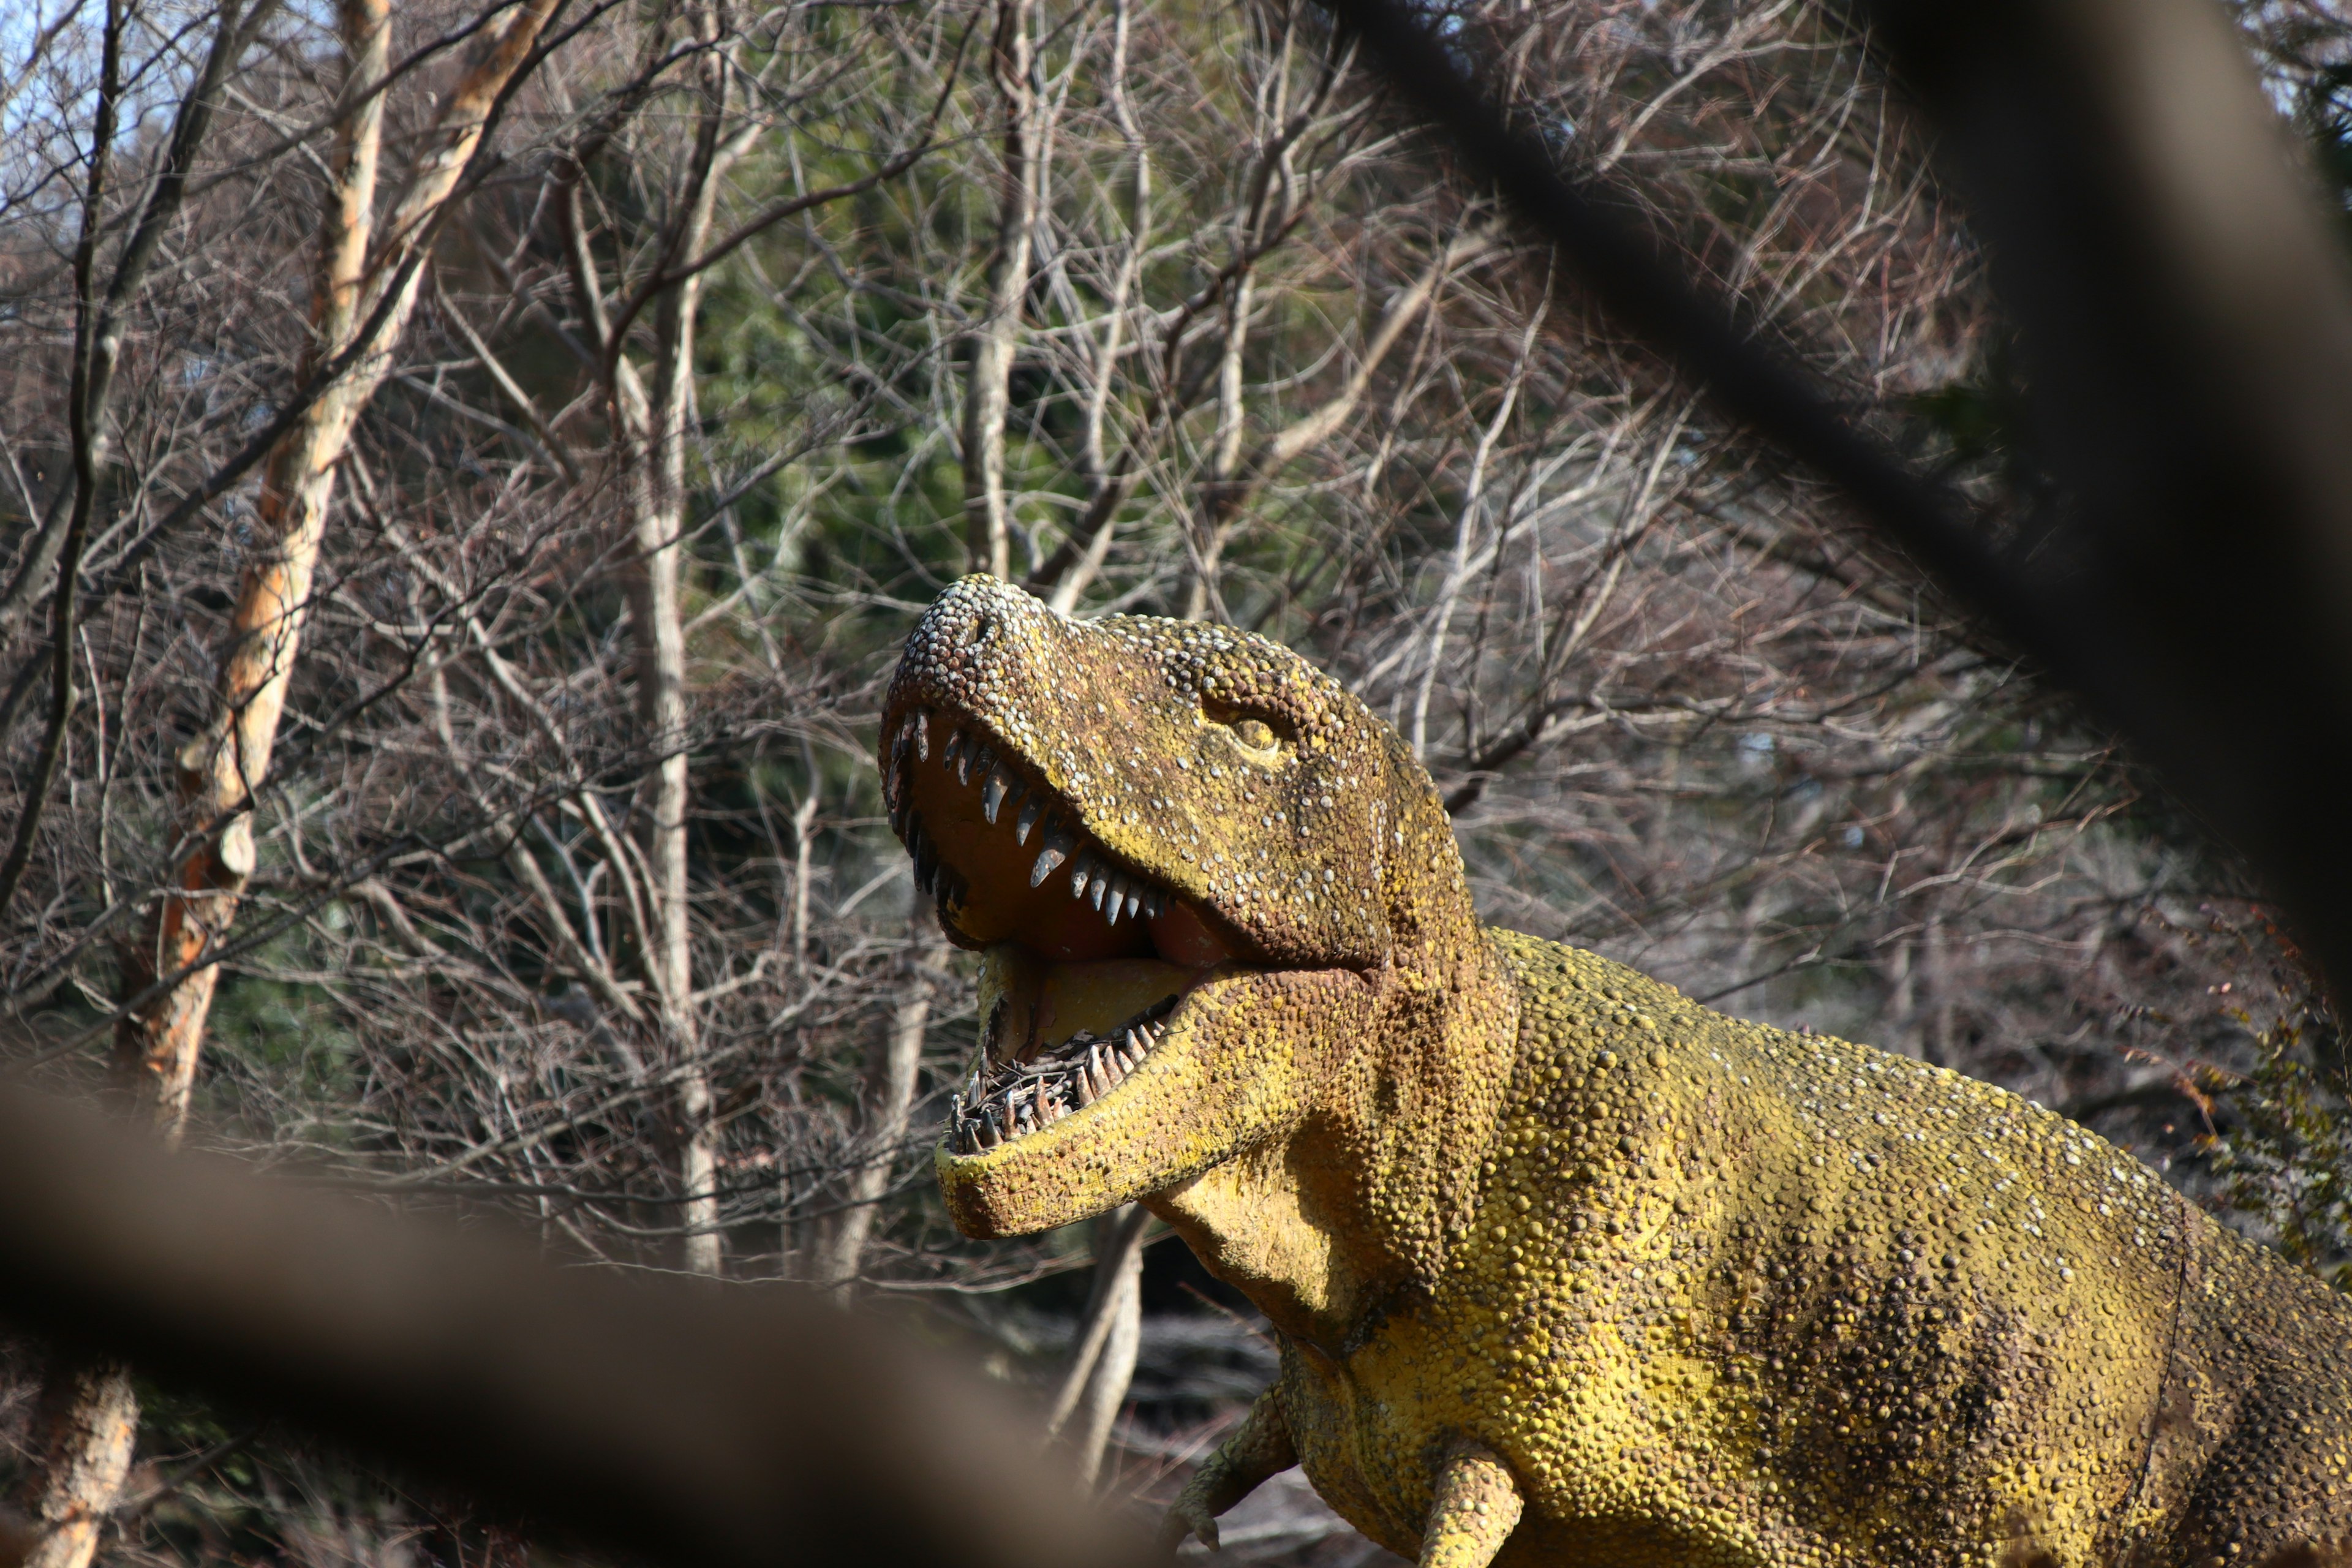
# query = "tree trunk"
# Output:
<box><xmin>601</xmin><ymin>10</ymin><xmax>761</xmax><ymax>1276</ymax></box>
<box><xmin>1069</xmin><ymin>1240</ymin><xmax>1143</xmax><ymax>1487</ymax></box>
<box><xmin>20</xmin><ymin>1</ymin><xmax>559</xmax><ymax>1557</ymax></box>
<box><xmin>620</xmin><ymin>428</ymin><xmax>716</xmax><ymax>1270</ymax></box>
<box><xmin>1042</xmin><ymin>1204</ymin><xmax>1150</xmax><ymax>1486</ymax></box>
<box><xmin>814</xmin><ymin>899</ymin><xmax>938</xmax><ymax>1292</ymax></box>
<box><xmin>963</xmin><ymin>0</ymin><xmax>1041</xmax><ymax>579</ymax></box>
<box><xmin>19</xmin><ymin>1360</ymin><xmax>138</xmax><ymax>1568</ymax></box>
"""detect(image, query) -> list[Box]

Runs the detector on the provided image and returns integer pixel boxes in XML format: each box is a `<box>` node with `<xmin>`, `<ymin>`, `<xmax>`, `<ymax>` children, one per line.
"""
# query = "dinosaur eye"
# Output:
<box><xmin>1205</xmin><ymin>703</ymin><xmax>1290</xmax><ymax>763</ymax></box>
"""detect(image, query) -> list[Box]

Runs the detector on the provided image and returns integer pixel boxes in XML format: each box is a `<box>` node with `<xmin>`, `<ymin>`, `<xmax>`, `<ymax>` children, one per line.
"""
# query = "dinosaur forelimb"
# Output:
<box><xmin>1418</xmin><ymin>1440</ymin><xmax>1523</xmax><ymax>1568</ymax></box>
<box><xmin>1159</xmin><ymin>1387</ymin><xmax>1297</xmax><ymax>1554</ymax></box>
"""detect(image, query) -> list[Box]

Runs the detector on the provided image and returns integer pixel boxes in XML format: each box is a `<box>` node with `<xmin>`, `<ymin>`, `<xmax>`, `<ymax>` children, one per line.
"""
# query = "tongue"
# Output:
<box><xmin>980</xmin><ymin>948</ymin><xmax>1191</xmax><ymax>1063</ymax></box>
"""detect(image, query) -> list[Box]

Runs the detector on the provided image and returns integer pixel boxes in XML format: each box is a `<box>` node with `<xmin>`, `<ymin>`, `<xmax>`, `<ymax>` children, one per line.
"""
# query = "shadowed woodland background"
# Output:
<box><xmin>3</xmin><ymin>0</ymin><xmax>2352</xmax><ymax>1560</ymax></box>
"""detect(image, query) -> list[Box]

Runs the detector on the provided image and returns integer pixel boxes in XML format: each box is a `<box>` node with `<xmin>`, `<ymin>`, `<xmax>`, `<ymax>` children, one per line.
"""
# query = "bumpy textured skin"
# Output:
<box><xmin>884</xmin><ymin>576</ymin><xmax>2352</xmax><ymax>1568</ymax></box>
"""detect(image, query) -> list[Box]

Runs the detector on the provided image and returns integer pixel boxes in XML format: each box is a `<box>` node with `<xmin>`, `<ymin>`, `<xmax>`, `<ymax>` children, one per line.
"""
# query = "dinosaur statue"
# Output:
<box><xmin>880</xmin><ymin>573</ymin><xmax>2352</xmax><ymax>1568</ymax></box>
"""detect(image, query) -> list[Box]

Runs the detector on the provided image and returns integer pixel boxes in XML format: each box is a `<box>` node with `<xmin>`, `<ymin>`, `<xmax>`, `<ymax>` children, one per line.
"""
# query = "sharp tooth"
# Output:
<box><xmin>982</xmin><ymin>766</ymin><xmax>1014</xmax><ymax>824</ymax></box>
<box><xmin>1104</xmin><ymin>874</ymin><xmax>1126</xmax><ymax>926</ymax></box>
<box><xmin>1120</xmin><ymin>1041</ymin><xmax>1142</xmax><ymax>1071</ymax></box>
<box><xmin>1069</xmin><ymin>850</ymin><xmax>1096</xmax><ymax>900</ymax></box>
<box><xmin>1123</xmin><ymin>888</ymin><xmax>1143</xmax><ymax>923</ymax></box>
<box><xmin>1016</xmin><ymin>795</ymin><xmax>1046</xmax><ymax>845</ymax></box>
<box><xmin>943</xmin><ymin>728</ymin><xmax>965</xmax><ymax>774</ymax></box>
<box><xmin>965</xmin><ymin>744</ymin><xmax>994</xmax><ymax>788</ymax></box>
<box><xmin>913</xmin><ymin>710</ymin><xmax>931</xmax><ymax>762</ymax></box>
<box><xmin>1030</xmin><ymin>821</ymin><xmax>1072</xmax><ymax>887</ymax></box>
<box><xmin>913</xmin><ymin>834</ymin><xmax>938</xmax><ymax>894</ymax></box>
<box><xmin>980</xmin><ymin>1112</ymin><xmax>1001</xmax><ymax>1148</ymax></box>
<box><xmin>1088</xmin><ymin>865</ymin><xmax>1112</xmax><ymax>911</ymax></box>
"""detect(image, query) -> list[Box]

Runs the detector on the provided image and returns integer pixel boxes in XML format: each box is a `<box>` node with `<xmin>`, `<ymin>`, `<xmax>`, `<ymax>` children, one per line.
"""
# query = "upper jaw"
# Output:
<box><xmin>880</xmin><ymin>699</ymin><xmax>1264</xmax><ymax>967</ymax></box>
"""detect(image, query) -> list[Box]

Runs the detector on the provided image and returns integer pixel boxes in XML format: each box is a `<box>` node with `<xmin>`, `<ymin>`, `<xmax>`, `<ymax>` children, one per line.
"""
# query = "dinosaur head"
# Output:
<box><xmin>881</xmin><ymin>575</ymin><xmax>1482</xmax><ymax>1237</ymax></box>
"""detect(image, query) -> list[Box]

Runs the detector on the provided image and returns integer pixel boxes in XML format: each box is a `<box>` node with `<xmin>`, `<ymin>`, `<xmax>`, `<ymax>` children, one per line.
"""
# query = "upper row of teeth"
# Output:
<box><xmin>887</xmin><ymin>709</ymin><xmax>1170</xmax><ymax>926</ymax></box>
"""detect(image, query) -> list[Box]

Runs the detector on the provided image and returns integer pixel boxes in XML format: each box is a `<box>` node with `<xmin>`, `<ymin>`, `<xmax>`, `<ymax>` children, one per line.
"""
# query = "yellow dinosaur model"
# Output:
<box><xmin>880</xmin><ymin>574</ymin><xmax>2352</xmax><ymax>1568</ymax></box>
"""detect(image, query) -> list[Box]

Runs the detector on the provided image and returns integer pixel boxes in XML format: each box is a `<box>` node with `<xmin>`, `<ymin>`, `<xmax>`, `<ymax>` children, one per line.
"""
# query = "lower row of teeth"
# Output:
<box><xmin>949</xmin><ymin>1006</ymin><xmax>1170</xmax><ymax>1153</ymax></box>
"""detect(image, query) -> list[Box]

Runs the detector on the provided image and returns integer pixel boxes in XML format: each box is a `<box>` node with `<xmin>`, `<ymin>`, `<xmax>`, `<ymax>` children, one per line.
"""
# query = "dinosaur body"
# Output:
<box><xmin>881</xmin><ymin>575</ymin><xmax>2352</xmax><ymax>1568</ymax></box>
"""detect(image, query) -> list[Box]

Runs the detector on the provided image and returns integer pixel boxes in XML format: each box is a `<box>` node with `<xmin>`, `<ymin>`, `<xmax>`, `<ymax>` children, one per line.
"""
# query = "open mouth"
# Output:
<box><xmin>882</xmin><ymin>707</ymin><xmax>1248</xmax><ymax>1159</ymax></box>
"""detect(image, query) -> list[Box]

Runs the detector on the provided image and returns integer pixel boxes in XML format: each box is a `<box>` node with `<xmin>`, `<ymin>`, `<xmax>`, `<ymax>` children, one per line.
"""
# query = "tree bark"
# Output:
<box><xmin>20</xmin><ymin>1360</ymin><xmax>139</xmax><ymax>1568</ymax></box>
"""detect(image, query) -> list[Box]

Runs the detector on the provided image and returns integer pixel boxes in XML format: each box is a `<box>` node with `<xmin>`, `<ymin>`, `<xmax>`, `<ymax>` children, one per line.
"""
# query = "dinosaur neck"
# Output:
<box><xmin>1146</xmin><ymin>923</ymin><xmax>1520</xmax><ymax>1351</ymax></box>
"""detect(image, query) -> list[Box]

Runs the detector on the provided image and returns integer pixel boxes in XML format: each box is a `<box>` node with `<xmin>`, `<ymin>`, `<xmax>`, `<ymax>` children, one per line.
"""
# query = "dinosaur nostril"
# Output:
<box><xmin>958</xmin><ymin>612</ymin><xmax>997</xmax><ymax>652</ymax></box>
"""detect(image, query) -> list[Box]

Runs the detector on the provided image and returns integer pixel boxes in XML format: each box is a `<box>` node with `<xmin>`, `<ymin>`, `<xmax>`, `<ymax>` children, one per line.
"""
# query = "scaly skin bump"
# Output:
<box><xmin>882</xmin><ymin>575</ymin><xmax>2352</xmax><ymax>1568</ymax></box>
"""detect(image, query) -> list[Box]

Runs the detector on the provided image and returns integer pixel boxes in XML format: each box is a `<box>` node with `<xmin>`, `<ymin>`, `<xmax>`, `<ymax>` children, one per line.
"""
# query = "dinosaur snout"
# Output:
<box><xmin>910</xmin><ymin>574</ymin><xmax>1041</xmax><ymax>663</ymax></box>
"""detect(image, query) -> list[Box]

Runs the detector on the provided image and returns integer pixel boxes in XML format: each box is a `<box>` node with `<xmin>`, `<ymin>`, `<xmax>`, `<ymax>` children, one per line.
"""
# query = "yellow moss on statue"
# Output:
<box><xmin>884</xmin><ymin>575</ymin><xmax>2352</xmax><ymax>1568</ymax></box>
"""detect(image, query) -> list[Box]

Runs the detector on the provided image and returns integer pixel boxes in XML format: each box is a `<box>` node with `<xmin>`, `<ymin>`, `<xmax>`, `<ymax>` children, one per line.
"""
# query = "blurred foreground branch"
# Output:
<box><xmin>0</xmin><ymin>1087</ymin><xmax>1147</xmax><ymax>1568</ymax></box>
<box><xmin>1324</xmin><ymin>0</ymin><xmax>2352</xmax><ymax>998</ymax></box>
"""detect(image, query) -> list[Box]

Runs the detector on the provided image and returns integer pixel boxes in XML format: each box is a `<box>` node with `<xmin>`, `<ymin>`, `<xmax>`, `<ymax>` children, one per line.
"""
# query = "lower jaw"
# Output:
<box><xmin>947</xmin><ymin>946</ymin><xmax>1205</xmax><ymax>1156</ymax></box>
<box><xmin>937</xmin><ymin>963</ymin><xmax>1378</xmax><ymax>1238</ymax></box>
